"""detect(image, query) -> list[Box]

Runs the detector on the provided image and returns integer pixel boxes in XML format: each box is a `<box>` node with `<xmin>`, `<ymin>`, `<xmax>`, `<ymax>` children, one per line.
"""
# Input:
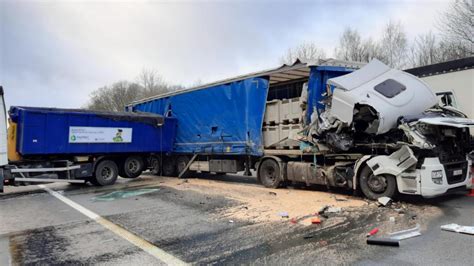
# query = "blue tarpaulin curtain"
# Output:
<box><xmin>132</xmin><ymin>77</ymin><xmax>269</xmax><ymax>156</ymax></box>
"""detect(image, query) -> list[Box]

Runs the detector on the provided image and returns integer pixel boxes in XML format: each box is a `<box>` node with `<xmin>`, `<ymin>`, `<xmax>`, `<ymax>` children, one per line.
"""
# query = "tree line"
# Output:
<box><xmin>87</xmin><ymin>69</ymin><xmax>183</xmax><ymax>112</ymax></box>
<box><xmin>282</xmin><ymin>1</ymin><xmax>472</xmax><ymax>68</ymax></box>
<box><xmin>87</xmin><ymin>0</ymin><xmax>472</xmax><ymax>111</ymax></box>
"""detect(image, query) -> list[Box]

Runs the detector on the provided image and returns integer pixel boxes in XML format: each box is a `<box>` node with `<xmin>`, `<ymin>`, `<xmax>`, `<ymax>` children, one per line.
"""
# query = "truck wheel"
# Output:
<box><xmin>176</xmin><ymin>156</ymin><xmax>190</xmax><ymax>178</ymax></box>
<box><xmin>162</xmin><ymin>156</ymin><xmax>177</xmax><ymax>177</ymax></box>
<box><xmin>150</xmin><ymin>156</ymin><xmax>161</xmax><ymax>175</ymax></box>
<box><xmin>258</xmin><ymin>159</ymin><xmax>281</xmax><ymax>188</ymax></box>
<box><xmin>359</xmin><ymin>165</ymin><xmax>397</xmax><ymax>200</ymax></box>
<box><xmin>122</xmin><ymin>156</ymin><xmax>144</xmax><ymax>178</ymax></box>
<box><xmin>93</xmin><ymin>160</ymin><xmax>118</xmax><ymax>186</ymax></box>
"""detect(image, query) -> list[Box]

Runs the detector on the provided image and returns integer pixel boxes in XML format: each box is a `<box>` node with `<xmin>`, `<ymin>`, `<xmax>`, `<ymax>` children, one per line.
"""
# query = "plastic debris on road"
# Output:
<box><xmin>377</xmin><ymin>196</ymin><xmax>392</xmax><ymax>206</ymax></box>
<box><xmin>441</xmin><ymin>223</ymin><xmax>474</xmax><ymax>235</ymax></box>
<box><xmin>331</xmin><ymin>194</ymin><xmax>348</xmax><ymax>201</ymax></box>
<box><xmin>318</xmin><ymin>205</ymin><xmax>329</xmax><ymax>214</ymax></box>
<box><xmin>367</xmin><ymin>237</ymin><xmax>400</xmax><ymax>247</ymax></box>
<box><xmin>93</xmin><ymin>188</ymin><xmax>160</xmax><ymax>201</ymax></box>
<box><xmin>367</xmin><ymin>228</ymin><xmax>379</xmax><ymax>237</ymax></box>
<box><xmin>326</xmin><ymin>207</ymin><xmax>342</xmax><ymax>213</ymax></box>
<box><xmin>388</xmin><ymin>224</ymin><xmax>421</xmax><ymax>240</ymax></box>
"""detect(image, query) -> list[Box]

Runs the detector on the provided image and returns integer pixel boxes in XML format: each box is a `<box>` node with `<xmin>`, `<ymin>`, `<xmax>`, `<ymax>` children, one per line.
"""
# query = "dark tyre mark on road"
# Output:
<box><xmin>8</xmin><ymin>222</ymin><xmax>140</xmax><ymax>265</ymax></box>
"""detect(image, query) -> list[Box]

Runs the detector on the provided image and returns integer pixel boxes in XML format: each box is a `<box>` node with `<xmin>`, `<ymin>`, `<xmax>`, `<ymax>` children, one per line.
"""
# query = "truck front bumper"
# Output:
<box><xmin>398</xmin><ymin>157</ymin><xmax>472</xmax><ymax>198</ymax></box>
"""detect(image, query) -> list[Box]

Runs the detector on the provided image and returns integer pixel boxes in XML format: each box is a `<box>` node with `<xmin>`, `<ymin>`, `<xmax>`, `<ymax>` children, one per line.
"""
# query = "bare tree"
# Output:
<box><xmin>408</xmin><ymin>32</ymin><xmax>441</xmax><ymax>67</ymax></box>
<box><xmin>334</xmin><ymin>28</ymin><xmax>384</xmax><ymax>63</ymax></box>
<box><xmin>136</xmin><ymin>69</ymin><xmax>170</xmax><ymax>98</ymax></box>
<box><xmin>280</xmin><ymin>42</ymin><xmax>326</xmax><ymax>65</ymax></box>
<box><xmin>362</xmin><ymin>38</ymin><xmax>385</xmax><ymax>62</ymax></box>
<box><xmin>87</xmin><ymin>81</ymin><xmax>142</xmax><ymax>112</ymax></box>
<box><xmin>379</xmin><ymin>21</ymin><xmax>408</xmax><ymax>68</ymax></box>
<box><xmin>335</xmin><ymin>27</ymin><xmax>364</xmax><ymax>61</ymax></box>
<box><xmin>437</xmin><ymin>0</ymin><xmax>473</xmax><ymax>52</ymax></box>
<box><xmin>86</xmin><ymin>69</ymin><xmax>185</xmax><ymax>111</ymax></box>
<box><xmin>437</xmin><ymin>39</ymin><xmax>472</xmax><ymax>60</ymax></box>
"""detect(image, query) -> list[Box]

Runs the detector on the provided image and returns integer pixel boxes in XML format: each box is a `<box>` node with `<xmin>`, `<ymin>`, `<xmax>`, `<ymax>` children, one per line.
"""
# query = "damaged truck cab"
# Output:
<box><xmin>393</xmin><ymin>116</ymin><xmax>472</xmax><ymax>197</ymax></box>
<box><xmin>316</xmin><ymin>59</ymin><xmax>473</xmax><ymax>199</ymax></box>
<box><xmin>129</xmin><ymin>59</ymin><xmax>473</xmax><ymax>200</ymax></box>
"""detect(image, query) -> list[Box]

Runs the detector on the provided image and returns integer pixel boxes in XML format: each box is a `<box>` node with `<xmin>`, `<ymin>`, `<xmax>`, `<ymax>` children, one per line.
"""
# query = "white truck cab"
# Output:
<box><xmin>317</xmin><ymin>60</ymin><xmax>473</xmax><ymax>199</ymax></box>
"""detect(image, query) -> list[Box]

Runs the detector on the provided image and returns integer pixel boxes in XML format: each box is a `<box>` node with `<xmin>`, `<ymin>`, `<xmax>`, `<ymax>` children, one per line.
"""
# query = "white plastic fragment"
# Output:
<box><xmin>378</xmin><ymin>196</ymin><xmax>392</xmax><ymax>206</ymax></box>
<box><xmin>326</xmin><ymin>207</ymin><xmax>342</xmax><ymax>213</ymax></box>
<box><xmin>441</xmin><ymin>224</ymin><xmax>474</xmax><ymax>235</ymax></box>
<box><xmin>388</xmin><ymin>224</ymin><xmax>421</xmax><ymax>240</ymax></box>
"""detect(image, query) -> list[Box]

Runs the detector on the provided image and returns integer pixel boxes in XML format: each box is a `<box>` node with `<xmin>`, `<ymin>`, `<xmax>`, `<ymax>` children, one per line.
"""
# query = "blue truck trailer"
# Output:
<box><xmin>0</xmin><ymin>93</ymin><xmax>177</xmax><ymax>192</ymax></box>
<box><xmin>128</xmin><ymin>59</ymin><xmax>473</xmax><ymax>200</ymax></box>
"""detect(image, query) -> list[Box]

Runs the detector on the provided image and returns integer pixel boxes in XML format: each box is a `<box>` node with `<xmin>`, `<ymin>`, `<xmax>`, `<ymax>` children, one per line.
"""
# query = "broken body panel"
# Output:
<box><xmin>325</xmin><ymin>59</ymin><xmax>438</xmax><ymax>135</ymax></box>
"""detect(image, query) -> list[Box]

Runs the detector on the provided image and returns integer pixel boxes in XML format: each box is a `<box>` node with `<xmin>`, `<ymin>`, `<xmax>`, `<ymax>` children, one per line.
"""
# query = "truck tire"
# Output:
<box><xmin>258</xmin><ymin>159</ymin><xmax>281</xmax><ymax>188</ymax></box>
<box><xmin>150</xmin><ymin>155</ymin><xmax>161</xmax><ymax>175</ymax></box>
<box><xmin>121</xmin><ymin>156</ymin><xmax>144</xmax><ymax>178</ymax></box>
<box><xmin>359</xmin><ymin>165</ymin><xmax>397</xmax><ymax>200</ymax></box>
<box><xmin>162</xmin><ymin>156</ymin><xmax>177</xmax><ymax>177</ymax></box>
<box><xmin>176</xmin><ymin>156</ymin><xmax>190</xmax><ymax>178</ymax></box>
<box><xmin>93</xmin><ymin>160</ymin><xmax>118</xmax><ymax>186</ymax></box>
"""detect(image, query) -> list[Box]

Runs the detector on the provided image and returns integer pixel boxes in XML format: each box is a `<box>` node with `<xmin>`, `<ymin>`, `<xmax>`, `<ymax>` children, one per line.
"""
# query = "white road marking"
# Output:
<box><xmin>38</xmin><ymin>185</ymin><xmax>187</xmax><ymax>265</ymax></box>
<box><xmin>0</xmin><ymin>236</ymin><xmax>11</xmax><ymax>266</ymax></box>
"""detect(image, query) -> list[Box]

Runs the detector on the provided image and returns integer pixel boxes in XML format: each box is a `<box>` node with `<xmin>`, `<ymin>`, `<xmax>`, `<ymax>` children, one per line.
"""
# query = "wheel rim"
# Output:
<box><xmin>101</xmin><ymin>166</ymin><xmax>114</xmax><ymax>181</ymax></box>
<box><xmin>367</xmin><ymin>174</ymin><xmax>388</xmax><ymax>193</ymax></box>
<box><xmin>127</xmin><ymin>159</ymin><xmax>139</xmax><ymax>173</ymax></box>
<box><xmin>263</xmin><ymin>165</ymin><xmax>276</xmax><ymax>183</ymax></box>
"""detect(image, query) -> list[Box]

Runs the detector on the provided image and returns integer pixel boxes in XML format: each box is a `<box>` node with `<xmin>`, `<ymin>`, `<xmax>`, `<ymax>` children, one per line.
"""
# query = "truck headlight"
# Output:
<box><xmin>431</xmin><ymin>170</ymin><xmax>443</xmax><ymax>185</ymax></box>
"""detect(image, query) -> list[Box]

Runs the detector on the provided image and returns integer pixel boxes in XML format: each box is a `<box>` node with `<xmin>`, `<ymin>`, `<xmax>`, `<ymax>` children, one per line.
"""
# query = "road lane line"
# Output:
<box><xmin>38</xmin><ymin>185</ymin><xmax>187</xmax><ymax>265</ymax></box>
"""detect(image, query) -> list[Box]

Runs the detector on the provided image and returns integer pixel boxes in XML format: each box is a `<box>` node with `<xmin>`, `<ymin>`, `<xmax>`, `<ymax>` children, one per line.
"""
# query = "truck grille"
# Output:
<box><xmin>443</xmin><ymin>161</ymin><xmax>468</xmax><ymax>185</ymax></box>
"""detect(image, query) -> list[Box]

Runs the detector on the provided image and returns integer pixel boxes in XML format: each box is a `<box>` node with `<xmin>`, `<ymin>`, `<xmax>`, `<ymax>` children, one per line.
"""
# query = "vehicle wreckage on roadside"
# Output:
<box><xmin>305</xmin><ymin>59</ymin><xmax>473</xmax><ymax>199</ymax></box>
<box><xmin>129</xmin><ymin>58</ymin><xmax>472</xmax><ymax>200</ymax></box>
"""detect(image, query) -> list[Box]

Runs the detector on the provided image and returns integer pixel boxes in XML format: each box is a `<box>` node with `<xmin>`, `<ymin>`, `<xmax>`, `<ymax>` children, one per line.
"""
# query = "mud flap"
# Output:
<box><xmin>366</xmin><ymin>145</ymin><xmax>417</xmax><ymax>176</ymax></box>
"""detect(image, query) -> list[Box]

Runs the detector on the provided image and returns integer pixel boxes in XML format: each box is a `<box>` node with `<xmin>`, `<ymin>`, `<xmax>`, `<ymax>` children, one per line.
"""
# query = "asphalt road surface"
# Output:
<box><xmin>1</xmin><ymin>175</ymin><xmax>473</xmax><ymax>265</ymax></box>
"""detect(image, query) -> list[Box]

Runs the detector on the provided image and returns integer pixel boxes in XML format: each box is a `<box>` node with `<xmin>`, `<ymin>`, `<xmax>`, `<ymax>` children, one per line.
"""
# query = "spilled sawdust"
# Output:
<box><xmin>151</xmin><ymin>176</ymin><xmax>368</xmax><ymax>223</ymax></box>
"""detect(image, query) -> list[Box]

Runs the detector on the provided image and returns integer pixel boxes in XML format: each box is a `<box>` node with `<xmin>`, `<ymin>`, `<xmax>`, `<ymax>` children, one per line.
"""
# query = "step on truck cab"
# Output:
<box><xmin>0</xmin><ymin>87</ymin><xmax>177</xmax><ymax>192</ymax></box>
<box><xmin>128</xmin><ymin>59</ymin><xmax>473</xmax><ymax>200</ymax></box>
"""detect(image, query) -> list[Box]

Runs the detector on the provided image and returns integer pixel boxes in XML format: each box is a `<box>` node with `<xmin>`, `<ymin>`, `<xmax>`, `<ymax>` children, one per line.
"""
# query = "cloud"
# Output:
<box><xmin>0</xmin><ymin>0</ymin><xmax>450</xmax><ymax>110</ymax></box>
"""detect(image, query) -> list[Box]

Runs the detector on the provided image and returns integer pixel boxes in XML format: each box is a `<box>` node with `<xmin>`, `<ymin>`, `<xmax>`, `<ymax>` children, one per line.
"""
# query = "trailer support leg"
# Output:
<box><xmin>178</xmin><ymin>154</ymin><xmax>198</xmax><ymax>179</ymax></box>
<box><xmin>244</xmin><ymin>156</ymin><xmax>252</xmax><ymax>176</ymax></box>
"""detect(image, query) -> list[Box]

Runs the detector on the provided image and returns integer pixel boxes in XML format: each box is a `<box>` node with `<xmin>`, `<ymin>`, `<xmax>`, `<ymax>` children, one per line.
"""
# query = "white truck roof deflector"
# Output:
<box><xmin>326</xmin><ymin>59</ymin><xmax>438</xmax><ymax>134</ymax></box>
<box><xmin>328</xmin><ymin>59</ymin><xmax>390</xmax><ymax>91</ymax></box>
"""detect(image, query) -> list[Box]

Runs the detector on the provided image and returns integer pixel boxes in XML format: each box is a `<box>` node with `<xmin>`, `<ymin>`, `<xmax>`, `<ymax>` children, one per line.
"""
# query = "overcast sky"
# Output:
<box><xmin>0</xmin><ymin>0</ymin><xmax>450</xmax><ymax>109</ymax></box>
